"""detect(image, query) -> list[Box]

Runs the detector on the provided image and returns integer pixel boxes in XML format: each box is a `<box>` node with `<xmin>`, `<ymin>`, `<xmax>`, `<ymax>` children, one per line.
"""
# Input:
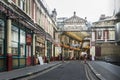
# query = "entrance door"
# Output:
<box><xmin>95</xmin><ymin>46</ymin><xmax>101</xmax><ymax>57</ymax></box>
<box><xmin>47</xmin><ymin>41</ymin><xmax>52</xmax><ymax>62</ymax></box>
<box><xmin>26</xmin><ymin>34</ymin><xmax>32</xmax><ymax>66</ymax></box>
<box><xmin>26</xmin><ymin>45</ymin><xmax>31</xmax><ymax>66</ymax></box>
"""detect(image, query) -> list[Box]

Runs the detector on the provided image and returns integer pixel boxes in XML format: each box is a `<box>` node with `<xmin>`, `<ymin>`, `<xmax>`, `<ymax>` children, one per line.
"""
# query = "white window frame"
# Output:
<box><xmin>97</xmin><ymin>30</ymin><xmax>103</xmax><ymax>40</ymax></box>
<box><xmin>20</xmin><ymin>0</ymin><xmax>25</xmax><ymax>10</ymax></box>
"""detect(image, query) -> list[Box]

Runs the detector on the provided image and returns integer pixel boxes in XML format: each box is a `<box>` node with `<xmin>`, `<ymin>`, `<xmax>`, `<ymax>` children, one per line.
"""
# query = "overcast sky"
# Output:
<box><xmin>45</xmin><ymin>0</ymin><xmax>114</xmax><ymax>22</ymax></box>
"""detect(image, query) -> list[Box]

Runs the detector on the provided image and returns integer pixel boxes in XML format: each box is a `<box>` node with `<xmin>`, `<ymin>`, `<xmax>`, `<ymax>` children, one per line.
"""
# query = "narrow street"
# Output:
<box><xmin>29</xmin><ymin>61</ymin><xmax>87</xmax><ymax>80</ymax></box>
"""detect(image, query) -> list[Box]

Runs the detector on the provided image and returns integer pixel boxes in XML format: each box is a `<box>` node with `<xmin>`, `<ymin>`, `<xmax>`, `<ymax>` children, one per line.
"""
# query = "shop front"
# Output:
<box><xmin>35</xmin><ymin>35</ymin><xmax>45</xmax><ymax>64</ymax></box>
<box><xmin>0</xmin><ymin>17</ymin><xmax>34</xmax><ymax>71</ymax></box>
<box><xmin>0</xmin><ymin>2</ymin><xmax>36</xmax><ymax>71</ymax></box>
<box><xmin>46</xmin><ymin>33</ymin><xmax>53</xmax><ymax>63</ymax></box>
<box><xmin>26</xmin><ymin>33</ymin><xmax>33</xmax><ymax>66</ymax></box>
<box><xmin>11</xmin><ymin>21</ymin><xmax>34</xmax><ymax>68</ymax></box>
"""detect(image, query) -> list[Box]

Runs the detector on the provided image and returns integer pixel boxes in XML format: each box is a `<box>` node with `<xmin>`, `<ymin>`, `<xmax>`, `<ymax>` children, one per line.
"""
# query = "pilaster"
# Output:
<box><xmin>6</xmin><ymin>18</ymin><xmax>12</xmax><ymax>71</ymax></box>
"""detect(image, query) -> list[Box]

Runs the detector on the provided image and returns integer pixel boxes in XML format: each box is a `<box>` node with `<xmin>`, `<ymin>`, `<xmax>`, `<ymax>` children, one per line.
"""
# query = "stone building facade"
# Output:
<box><xmin>0</xmin><ymin>0</ymin><xmax>57</xmax><ymax>71</ymax></box>
<box><xmin>92</xmin><ymin>14</ymin><xmax>120</xmax><ymax>62</ymax></box>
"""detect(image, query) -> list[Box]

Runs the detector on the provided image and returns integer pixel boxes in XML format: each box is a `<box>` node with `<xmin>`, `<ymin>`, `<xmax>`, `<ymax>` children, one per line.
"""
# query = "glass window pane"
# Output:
<box><xmin>20</xmin><ymin>30</ymin><xmax>25</xmax><ymax>43</ymax></box>
<box><xmin>11</xmin><ymin>42</ymin><xmax>18</xmax><ymax>55</ymax></box>
<box><xmin>26</xmin><ymin>46</ymin><xmax>31</xmax><ymax>57</ymax></box>
<box><xmin>0</xmin><ymin>19</ymin><xmax>4</xmax><ymax>39</ymax></box>
<box><xmin>20</xmin><ymin>0</ymin><xmax>25</xmax><ymax>10</ymax></box>
<box><xmin>0</xmin><ymin>39</ymin><xmax>4</xmax><ymax>56</ymax></box>
<box><xmin>11</xmin><ymin>25</ymin><xmax>18</xmax><ymax>42</ymax></box>
<box><xmin>20</xmin><ymin>44</ymin><xmax>25</xmax><ymax>56</ymax></box>
<box><xmin>97</xmin><ymin>30</ymin><xmax>102</xmax><ymax>39</ymax></box>
<box><xmin>109</xmin><ymin>31</ymin><xmax>115</xmax><ymax>40</ymax></box>
<box><xmin>20</xmin><ymin>30</ymin><xmax>26</xmax><ymax>57</ymax></box>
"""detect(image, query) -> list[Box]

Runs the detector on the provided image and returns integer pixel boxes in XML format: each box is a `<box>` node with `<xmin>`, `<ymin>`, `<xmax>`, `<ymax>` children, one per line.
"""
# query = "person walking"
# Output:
<box><xmin>84</xmin><ymin>53</ymin><xmax>87</xmax><ymax>63</ymax></box>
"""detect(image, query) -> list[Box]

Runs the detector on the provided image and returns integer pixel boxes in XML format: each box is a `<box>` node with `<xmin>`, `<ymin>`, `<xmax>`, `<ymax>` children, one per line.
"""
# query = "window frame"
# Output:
<box><xmin>11</xmin><ymin>25</ymin><xmax>19</xmax><ymax>56</ymax></box>
<box><xmin>20</xmin><ymin>29</ymin><xmax>26</xmax><ymax>57</ymax></box>
<box><xmin>0</xmin><ymin>18</ymin><xmax>5</xmax><ymax>56</ymax></box>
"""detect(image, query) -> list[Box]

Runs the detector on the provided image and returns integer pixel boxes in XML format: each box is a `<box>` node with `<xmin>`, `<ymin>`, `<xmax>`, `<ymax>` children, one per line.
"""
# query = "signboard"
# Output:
<box><xmin>38</xmin><ymin>56</ymin><xmax>44</xmax><ymax>65</ymax></box>
<box><xmin>26</xmin><ymin>34</ymin><xmax>32</xmax><ymax>44</ymax></box>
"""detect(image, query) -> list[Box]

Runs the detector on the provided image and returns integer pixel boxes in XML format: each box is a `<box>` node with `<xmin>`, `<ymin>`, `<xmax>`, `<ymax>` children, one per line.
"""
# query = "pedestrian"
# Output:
<box><xmin>84</xmin><ymin>54</ymin><xmax>87</xmax><ymax>63</ymax></box>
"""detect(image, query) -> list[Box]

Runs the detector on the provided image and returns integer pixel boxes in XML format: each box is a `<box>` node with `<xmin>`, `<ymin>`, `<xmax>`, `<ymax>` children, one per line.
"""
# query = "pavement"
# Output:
<box><xmin>0</xmin><ymin>61</ymin><xmax>61</xmax><ymax>80</ymax></box>
<box><xmin>87</xmin><ymin>61</ymin><xmax>120</xmax><ymax>80</ymax></box>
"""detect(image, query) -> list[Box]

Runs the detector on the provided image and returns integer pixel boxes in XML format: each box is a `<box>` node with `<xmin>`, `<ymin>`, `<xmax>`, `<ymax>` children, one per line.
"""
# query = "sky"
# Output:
<box><xmin>45</xmin><ymin>0</ymin><xmax>114</xmax><ymax>22</ymax></box>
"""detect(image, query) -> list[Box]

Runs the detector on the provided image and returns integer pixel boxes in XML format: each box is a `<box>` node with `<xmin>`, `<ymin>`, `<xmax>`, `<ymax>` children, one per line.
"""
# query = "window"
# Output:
<box><xmin>20</xmin><ymin>30</ymin><xmax>25</xmax><ymax>43</ymax></box>
<box><xmin>11</xmin><ymin>25</ymin><xmax>18</xmax><ymax>55</ymax></box>
<box><xmin>0</xmin><ymin>19</ymin><xmax>4</xmax><ymax>56</ymax></box>
<box><xmin>0</xmin><ymin>39</ymin><xmax>4</xmax><ymax>56</ymax></box>
<box><xmin>11</xmin><ymin>42</ymin><xmax>18</xmax><ymax>55</ymax></box>
<box><xmin>26</xmin><ymin>34</ymin><xmax>32</xmax><ymax>57</ymax></box>
<box><xmin>109</xmin><ymin>31</ymin><xmax>115</xmax><ymax>40</ymax></box>
<box><xmin>20</xmin><ymin>30</ymin><xmax>26</xmax><ymax>56</ymax></box>
<box><xmin>26</xmin><ymin>45</ymin><xmax>31</xmax><ymax>57</ymax></box>
<box><xmin>97</xmin><ymin>30</ymin><xmax>103</xmax><ymax>40</ymax></box>
<box><xmin>0</xmin><ymin>19</ymin><xmax>4</xmax><ymax>39</ymax></box>
<box><xmin>19</xmin><ymin>0</ymin><xmax>25</xmax><ymax>10</ymax></box>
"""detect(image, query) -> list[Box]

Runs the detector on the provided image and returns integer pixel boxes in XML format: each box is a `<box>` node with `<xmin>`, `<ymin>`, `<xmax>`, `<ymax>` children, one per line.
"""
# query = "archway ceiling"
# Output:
<box><xmin>64</xmin><ymin>31</ymin><xmax>90</xmax><ymax>42</ymax></box>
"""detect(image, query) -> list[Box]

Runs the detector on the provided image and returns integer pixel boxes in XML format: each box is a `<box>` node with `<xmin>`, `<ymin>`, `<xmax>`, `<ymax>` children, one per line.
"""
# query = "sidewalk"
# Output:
<box><xmin>0</xmin><ymin>61</ymin><xmax>61</xmax><ymax>80</ymax></box>
<box><xmin>87</xmin><ymin>61</ymin><xmax>120</xmax><ymax>80</ymax></box>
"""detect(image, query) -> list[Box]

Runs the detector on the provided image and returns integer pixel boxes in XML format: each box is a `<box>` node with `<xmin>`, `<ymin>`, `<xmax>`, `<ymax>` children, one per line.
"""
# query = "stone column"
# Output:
<box><xmin>6</xmin><ymin>18</ymin><xmax>12</xmax><ymax>71</ymax></box>
<box><xmin>90</xmin><ymin>31</ymin><xmax>96</xmax><ymax>61</ymax></box>
<box><xmin>32</xmin><ymin>33</ymin><xmax>36</xmax><ymax>65</ymax></box>
<box><xmin>105</xmin><ymin>31</ymin><xmax>107</xmax><ymax>42</ymax></box>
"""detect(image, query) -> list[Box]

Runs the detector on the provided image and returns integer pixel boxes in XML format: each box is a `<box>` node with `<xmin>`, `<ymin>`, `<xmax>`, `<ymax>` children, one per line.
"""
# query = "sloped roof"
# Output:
<box><xmin>64</xmin><ymin>12</ymin><xmax>87</xmax><ymax>24</ymax></box>
<box><xmin>93</xmin><ymin>16</ymin><xmax>117</xmax><ymax>23</ymax></box>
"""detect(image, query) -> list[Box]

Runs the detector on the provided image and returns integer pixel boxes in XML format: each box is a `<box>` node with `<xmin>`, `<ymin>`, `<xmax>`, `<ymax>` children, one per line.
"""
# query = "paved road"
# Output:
<box><xmin>28</xmin><ymin>61</ymin><xmax>87</xmax><ymax>80</ymax></box>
